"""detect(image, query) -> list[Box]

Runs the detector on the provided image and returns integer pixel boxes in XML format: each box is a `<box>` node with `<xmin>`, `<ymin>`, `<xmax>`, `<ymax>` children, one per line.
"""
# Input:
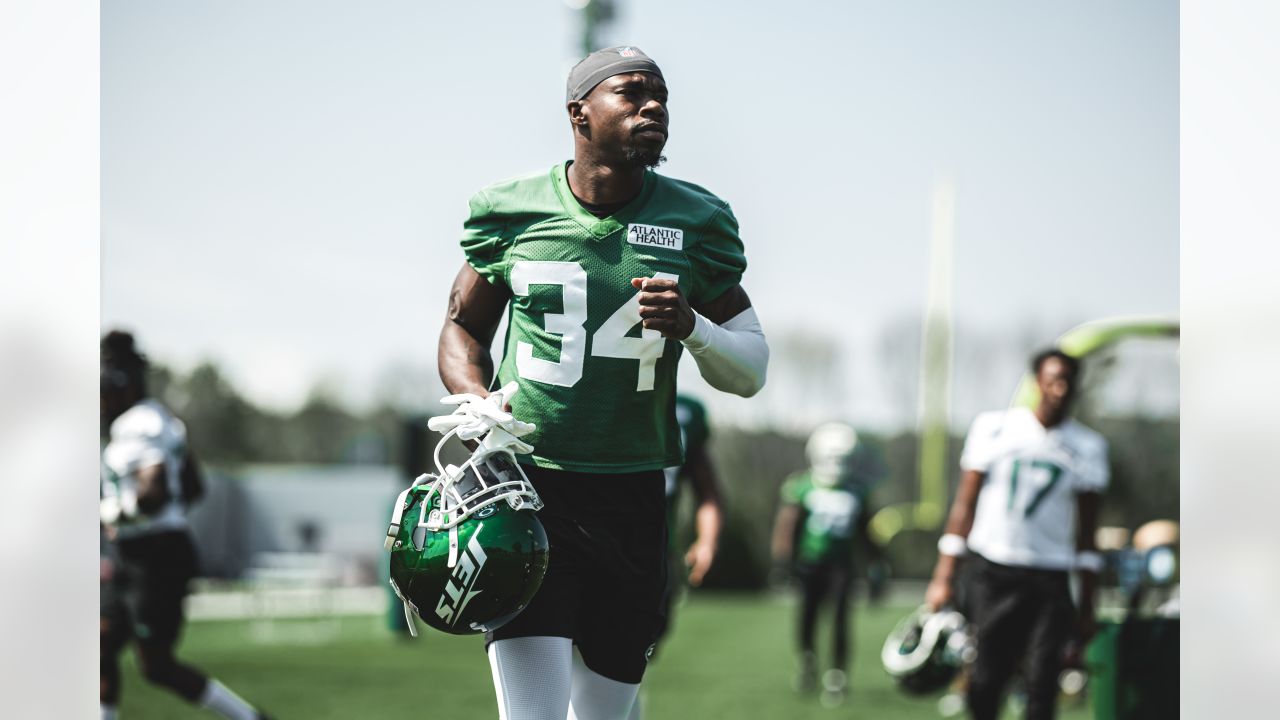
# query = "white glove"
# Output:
<box><xmin>480</xmin><ymin>425</ymin><xmax>536</xmax><ymax>456</ymax></box>
<box><xmin>427</xmin><ymin>381</ymin><xmax>536</xmax><ymax>443</ymax></box>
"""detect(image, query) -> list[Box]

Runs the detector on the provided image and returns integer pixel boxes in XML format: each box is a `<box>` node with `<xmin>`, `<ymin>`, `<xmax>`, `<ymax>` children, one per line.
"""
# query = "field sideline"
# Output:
<box><xmin>117</xmin><ymin>593</ymin><xmax>1092</xmax><ymax>719</ymax></box>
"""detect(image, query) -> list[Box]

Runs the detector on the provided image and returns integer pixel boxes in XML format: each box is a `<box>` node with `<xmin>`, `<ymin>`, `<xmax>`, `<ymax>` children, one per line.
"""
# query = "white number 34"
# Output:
<box><xmin>509</xmin><ymin>260</ymin><xmax>678</xmax><ymax>392</ymax></box>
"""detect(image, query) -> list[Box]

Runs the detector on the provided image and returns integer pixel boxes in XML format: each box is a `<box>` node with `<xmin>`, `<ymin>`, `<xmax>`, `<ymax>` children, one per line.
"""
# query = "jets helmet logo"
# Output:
<box><xmin>435</xmin><ymin>524</ymin><xmax>489</xmax><ymax>627</ymax></box>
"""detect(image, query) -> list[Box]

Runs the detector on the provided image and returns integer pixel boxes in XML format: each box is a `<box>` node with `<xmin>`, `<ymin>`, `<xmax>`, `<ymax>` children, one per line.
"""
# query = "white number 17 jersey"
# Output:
<box><xmin>961</xmin><ymin>407</ymin><xmax>1109</xmax><ymax>570</ymax></box>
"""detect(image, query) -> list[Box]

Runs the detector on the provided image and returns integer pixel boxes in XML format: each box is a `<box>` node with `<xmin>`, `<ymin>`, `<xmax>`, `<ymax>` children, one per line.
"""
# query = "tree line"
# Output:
<box><xmin>148</xmin><ymin>362</ymin><xmax>402</xmax><ymax>466</ymax></box>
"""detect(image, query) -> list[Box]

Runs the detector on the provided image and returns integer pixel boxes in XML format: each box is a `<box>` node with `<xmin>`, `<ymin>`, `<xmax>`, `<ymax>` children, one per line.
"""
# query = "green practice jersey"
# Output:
<box><xmin>665</xmin><ymin>394</ymin><xmax>711</xmax><ymax>499</ymax></box>
<box><xmin>780</xmin><ymin>472</ymin><xmax>865</xmax><ymax>565</ymax></box>
<box><xmin>460</xmin><ymin>163</ymin><xmax>746</xmax><ymax>473</ymax></box>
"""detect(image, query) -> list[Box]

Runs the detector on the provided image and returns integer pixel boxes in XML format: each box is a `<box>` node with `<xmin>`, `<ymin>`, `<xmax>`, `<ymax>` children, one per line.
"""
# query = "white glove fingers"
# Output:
<box><xmin>493</xmin><ymin>381</ymin><xmax>520</xmax><ymax>403</ymax></box>
<box><xmin>427</xmin><ymin>415</ymin><xmax>467</xmax><ymax>432</ymax></box>
<box><xmin>498</xmin><ymin>419</ymin><xmax>536</xmax><ymax>437</ymax></box>
<box><xmin>456</xmin><ymin>425</ymin><xmax>488</xmax><ymax>441</ymax></box>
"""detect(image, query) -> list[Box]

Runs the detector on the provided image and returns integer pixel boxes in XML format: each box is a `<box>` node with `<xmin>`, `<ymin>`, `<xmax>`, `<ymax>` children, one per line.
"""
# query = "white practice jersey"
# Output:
<box><xmin>101</xmin><ymin>399</ymin><xmax>190</xmax><ymax>538</ymax></box>
<box><xmin>961</xmin><ymin>407</ymin><xmax>1109</xmax><ymax>570</ymax></box>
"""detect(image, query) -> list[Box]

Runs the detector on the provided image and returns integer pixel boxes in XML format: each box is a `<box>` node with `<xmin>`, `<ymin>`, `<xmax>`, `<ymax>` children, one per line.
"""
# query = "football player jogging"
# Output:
<box><xmin>770</xmin><ymin>423</ymin><xmax>882</xmax><ymax>708</ymax></box>
<box><xmin>100</xmin><ymin>331</ymin><xmax>272</xmax><ymax>720</ymax></box>
<box><xmin>436</xmin><ymin>47</ymin><xmax>768</xmax><ymax>720</ymax></box>
<box><xmin>924</xmin><ymin>349</ymin><xmax>1108</xmax><ymax>720</ymax></box>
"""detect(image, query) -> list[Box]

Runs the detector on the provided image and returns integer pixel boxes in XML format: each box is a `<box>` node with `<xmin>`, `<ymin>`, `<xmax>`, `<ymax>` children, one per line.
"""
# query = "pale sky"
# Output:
<box><xmin>102</xmin><ymin>0</ymin><xmax>1178</xmax><ymax>431</ymax></box>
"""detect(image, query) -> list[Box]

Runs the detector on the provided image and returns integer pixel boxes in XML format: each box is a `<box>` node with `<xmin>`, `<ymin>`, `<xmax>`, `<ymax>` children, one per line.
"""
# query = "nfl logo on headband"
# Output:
<box><xmin>619</xmin><ymin>47</ymin><xmax>638</xmax><ymax>57</ymax></box>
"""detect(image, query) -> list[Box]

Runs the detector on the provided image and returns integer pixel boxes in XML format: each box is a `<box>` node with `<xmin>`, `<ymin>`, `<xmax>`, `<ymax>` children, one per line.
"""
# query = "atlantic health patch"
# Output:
<box><xmin>627</xmin><ymin>223</ymin><xmax>684</xmax><ymax>251</ymax></box>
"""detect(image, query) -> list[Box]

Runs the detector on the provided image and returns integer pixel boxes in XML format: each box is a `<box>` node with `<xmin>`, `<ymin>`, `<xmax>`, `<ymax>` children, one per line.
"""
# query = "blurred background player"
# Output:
<box><xmin>924</xmin><ymin>349</ymin><xmax>1108</xmax><ymax>720</ymax></box>
<box><xmin>771</xmin><ymin>422</ymin><xmax>883</xmax><ymax>708</ymax></box>
<box><xmin>437</xmin><ymin>46</ymin><xmax>768</xmax><ymax>720</ymax></box>
<box><xmin>100</xmin><ymin>331</ymin><xmax>272</xmax><ymax>720</ymax></box>
<box><xmin>628</xmin><ymin>393</ymin><xmax>724</xmax><ymax>720</ymax></box>
<box><xmin>657</xmin><ymin>393</ymin><xmax>723</xmax><ymax>643</ymax></box>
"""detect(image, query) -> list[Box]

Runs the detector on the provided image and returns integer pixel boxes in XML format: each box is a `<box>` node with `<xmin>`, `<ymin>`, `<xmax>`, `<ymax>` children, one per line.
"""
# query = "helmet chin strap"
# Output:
<box><xmin>403</xmin><ymin>603</ymin><xmax>417</xmax><ymax>637</ymax></box>
<box><xmin>385</xmin><ymin>472</ymin><xmax>435</xmax><ymax>551</ymax></box>
<box><xmin>387</xmin><ymin>578</ymin><xmax>420</xmax><ymax>638</ymax></box>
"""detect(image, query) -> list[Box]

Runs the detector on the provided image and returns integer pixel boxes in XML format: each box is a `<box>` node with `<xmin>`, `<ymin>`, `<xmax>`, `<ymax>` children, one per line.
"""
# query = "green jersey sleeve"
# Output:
<box><xmin>687</xmin><ymin>203</ymin><xmax>747</xmax><ymax>305</ymax></box>
<box><xmin>459</xmin><ymin>190</ymin><xmax>512</xmax><ymax>288</ymax></box>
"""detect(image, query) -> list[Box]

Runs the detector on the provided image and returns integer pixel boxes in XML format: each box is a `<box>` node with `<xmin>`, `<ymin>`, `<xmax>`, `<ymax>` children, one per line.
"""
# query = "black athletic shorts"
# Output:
<box><xmin>486</xmin><ymin>465</ymin><xmax>668</xmax><ymax>684</ymax></box>
<box><xmin>101</xmin><ymin>530</ymin><xmax>199</xmax><ymax>646</ymax></box>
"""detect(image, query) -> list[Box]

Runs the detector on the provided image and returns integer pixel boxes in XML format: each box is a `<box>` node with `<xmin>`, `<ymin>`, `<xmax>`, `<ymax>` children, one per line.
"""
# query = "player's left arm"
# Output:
<box><xmin>632</xmin><ymin>279</ymin><xmax>767</xmax><ymax>397</ymax></box>
<box><xmin>771</xmin><ymin>478</ymin><xmax>803</xmax><ymax>572</ymax></box>
<box><xmin>770</xmin><ymin>505</ymin><xmax>801</xmax><ymax>569</ymax></box>
<box><xmin>683</xmin><ymin>444</ymin><xmax>724</xmax><ymax>587</ymax></box>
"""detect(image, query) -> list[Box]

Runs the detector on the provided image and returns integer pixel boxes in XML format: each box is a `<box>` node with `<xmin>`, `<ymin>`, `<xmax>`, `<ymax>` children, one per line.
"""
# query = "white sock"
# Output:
<box><xmin>102</xmin><ymin>705</ymin><xmax>118</xmax><ymax>720</ymax></box>
<box><xmin>199</xmin><ymin>679</ymin><xmax>259</xmax><ymax>720</ymax></box>
<box><xmin>488</xmin><ymin>636</ymin><xmax>573</xmax><ymax>720</ymax></box>
<box><xmin>567</xmin><ymin>648</ymin><xmax>641</xmax><ymax>720</ymax></box>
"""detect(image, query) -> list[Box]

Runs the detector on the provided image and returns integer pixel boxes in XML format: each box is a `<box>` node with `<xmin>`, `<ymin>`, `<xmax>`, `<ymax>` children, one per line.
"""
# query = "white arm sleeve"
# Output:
<box><xmin>680</xmin><ymin>307</ymin><xmax>769</xmax><ymax>397</ymax></box>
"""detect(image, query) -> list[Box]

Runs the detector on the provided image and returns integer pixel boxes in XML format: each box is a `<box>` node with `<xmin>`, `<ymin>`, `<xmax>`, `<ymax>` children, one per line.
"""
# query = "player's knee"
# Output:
<box><xmin>138</xmin><ymin>655</ymin><xmax>178</xmax><ymax>687</ymax></box>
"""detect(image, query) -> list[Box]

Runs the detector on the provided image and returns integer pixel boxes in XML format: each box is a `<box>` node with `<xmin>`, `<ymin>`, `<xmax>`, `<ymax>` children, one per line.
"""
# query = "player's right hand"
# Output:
<box><xmin>632</xmin><ymin>277</ymin><xmax>695</xmax><ymax>340</ymax></box>
<box><xmin>924</xmin><ymin>577</ymin><xmax>953</xmax><ymax>611</ymax></box>
<box><xmin>684</xmin><ymin>539</ymin><xmax>716</xmax><ymax>587</ymax></box>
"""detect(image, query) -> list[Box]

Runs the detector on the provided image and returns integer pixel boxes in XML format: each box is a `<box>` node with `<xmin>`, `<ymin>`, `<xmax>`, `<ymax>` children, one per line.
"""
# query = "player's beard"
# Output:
<box><xmin>624</xmin><ymin>144</ymin><xmax>667</xmax><ymax>168</ymax></box>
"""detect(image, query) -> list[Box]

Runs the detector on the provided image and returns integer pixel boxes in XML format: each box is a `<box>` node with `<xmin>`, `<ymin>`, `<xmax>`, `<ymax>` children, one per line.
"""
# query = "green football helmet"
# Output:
<box><xmin>881</xmin><ymin>606</ymin><xmax>976</xmax><ymax>695</ymax></box>
<box><xmin>385</xmin><ymin>425</ymin><xmax>549</xmax><ymax>636</ymax></box>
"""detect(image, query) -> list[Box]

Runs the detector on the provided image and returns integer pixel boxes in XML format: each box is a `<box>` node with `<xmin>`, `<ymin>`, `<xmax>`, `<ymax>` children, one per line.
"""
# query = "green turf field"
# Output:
<box><xmin>118</xmin><ymin>593</ymin><xmax>1093</xmax><ymax>719</ymax></box>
